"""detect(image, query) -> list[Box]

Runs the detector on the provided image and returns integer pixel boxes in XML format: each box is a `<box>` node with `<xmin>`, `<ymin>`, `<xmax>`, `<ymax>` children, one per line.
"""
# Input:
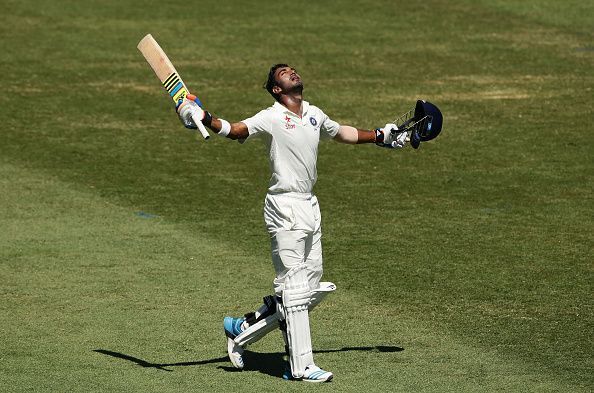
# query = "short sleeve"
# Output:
<box><xmin>319</xmin><ymin>110</ymin><xmax>340</xmax><ymax>139</ymax></box>
<box><xmin>240</xmin><ymin>109</ymin><xmax>270</xmax><ymax>142</ymax></box>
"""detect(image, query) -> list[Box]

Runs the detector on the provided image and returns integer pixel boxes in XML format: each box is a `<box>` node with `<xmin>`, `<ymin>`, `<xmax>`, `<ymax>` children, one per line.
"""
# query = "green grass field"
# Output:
<box><xmin>1</xmin><ymin>0</ymin><xmax>592</xmax><ymax>391</ymax></box>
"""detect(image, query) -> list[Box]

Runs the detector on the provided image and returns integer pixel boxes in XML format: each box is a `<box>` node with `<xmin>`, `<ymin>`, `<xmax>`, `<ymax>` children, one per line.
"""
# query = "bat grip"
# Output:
<box><xmin>192</xmin><ymin>112</ymin><xmax>210</xmax><ymax>140</ymax></box>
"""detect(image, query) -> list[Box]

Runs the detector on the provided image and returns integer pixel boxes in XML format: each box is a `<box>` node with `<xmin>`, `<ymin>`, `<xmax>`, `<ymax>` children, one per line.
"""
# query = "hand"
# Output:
<box><xmin>392</xmin><ymin>130</ymin><xmax>408</xmax><ymax>148</ymax></box>
<box><xmin>377</xmin><ymin>123</ymin><xmax>409</xmax><ymax>149</ymax></box>
<box><xmin>177</xmin><ymin>95</ymin><xmax>205</xmax><ymax>130</ymax></box>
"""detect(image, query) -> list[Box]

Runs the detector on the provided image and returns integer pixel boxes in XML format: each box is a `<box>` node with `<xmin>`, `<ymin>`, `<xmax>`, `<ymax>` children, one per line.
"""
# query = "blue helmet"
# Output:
<box><xmin>410</xmin><ymin>100</ymin><xmax>443</xmax><ymax>149</ymax></box>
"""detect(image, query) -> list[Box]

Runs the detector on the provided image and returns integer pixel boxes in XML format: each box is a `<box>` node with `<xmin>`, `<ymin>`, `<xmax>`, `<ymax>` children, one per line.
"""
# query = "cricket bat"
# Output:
<box><xmin>137</xmin><ymin>34</ymin><xmax>210</xmax><ymax>139</ymax></box>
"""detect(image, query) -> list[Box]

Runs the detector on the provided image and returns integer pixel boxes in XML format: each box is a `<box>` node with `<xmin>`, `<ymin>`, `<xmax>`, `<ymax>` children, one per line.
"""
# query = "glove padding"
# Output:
<box><xmin>177</xmin><ymin>97</ymin><xmax>205</xmax><ymax>130</ymax></box>
<box><xmin>378</xmin><ymin>123</ymin><xmax>408</xmax><ymax>149</ymax></box>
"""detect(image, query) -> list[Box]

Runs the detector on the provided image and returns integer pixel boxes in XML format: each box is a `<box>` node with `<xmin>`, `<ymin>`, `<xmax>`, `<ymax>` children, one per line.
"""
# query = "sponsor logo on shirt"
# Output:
<box><xmin>284</xmin><ymin>115</ymin><xmax>296</xmax><ymax>130</ymax></box>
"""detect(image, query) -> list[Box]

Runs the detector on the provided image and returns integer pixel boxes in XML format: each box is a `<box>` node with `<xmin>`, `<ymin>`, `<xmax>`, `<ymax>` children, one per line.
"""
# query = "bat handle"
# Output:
<box><xmin>192</xmin><ymin>112</ymin><xmax>210</xmax><ymax>140</ymax></box>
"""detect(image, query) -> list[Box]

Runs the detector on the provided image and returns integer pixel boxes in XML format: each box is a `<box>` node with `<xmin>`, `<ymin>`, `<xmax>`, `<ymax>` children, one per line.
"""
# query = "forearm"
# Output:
<box><xmin>355</xmin><ymin>128</ymin><xmax>377</xmax><ymax>144</ymax></box>
<box><xmin>203</xmin><ymin>112</ymin><xmax>249</xmax><ymax>140</ymax></box>
<box><xmin>334</xmin><ymin>125</ymin><xmax>378</xmax><ymax>145</ymax></box>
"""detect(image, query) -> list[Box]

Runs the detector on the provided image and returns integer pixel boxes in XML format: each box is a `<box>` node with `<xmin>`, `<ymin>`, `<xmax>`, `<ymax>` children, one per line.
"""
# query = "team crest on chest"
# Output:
<box><xmin>309</xmin><ymin>117</ymin><xmax>317</xmax><ymax>126</ymax></box>
<box><xmin>284</xmin><ymin>115</ymin><xmax>296</xmax><ymax>130</ymax></box>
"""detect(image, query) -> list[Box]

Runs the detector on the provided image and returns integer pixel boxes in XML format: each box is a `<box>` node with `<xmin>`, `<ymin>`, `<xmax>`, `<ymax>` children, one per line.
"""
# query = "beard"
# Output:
<box><xmin>288</xmin><ymin>80</ymin><xmax>304</xmax><ymax>94</ymax></box>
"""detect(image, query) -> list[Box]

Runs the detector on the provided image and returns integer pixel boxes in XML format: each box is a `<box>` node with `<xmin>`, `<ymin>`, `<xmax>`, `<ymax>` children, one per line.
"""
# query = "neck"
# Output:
<box><xmin>279</xmin><ymin>92</ymin><xmax>303</xmax><ymax>116</ymax></box>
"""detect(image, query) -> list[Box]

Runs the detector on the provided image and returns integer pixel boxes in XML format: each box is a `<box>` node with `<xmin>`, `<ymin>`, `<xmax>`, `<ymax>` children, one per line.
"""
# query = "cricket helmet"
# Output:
<box><xmin>408</xmin><ymin>100</ymin><xmax>443</xmax><ymax>149</ymax></box>
<box><xmin>413</xmin><ymin>100</ymin><xmax>442</xmax><ymax>141</ymax></box>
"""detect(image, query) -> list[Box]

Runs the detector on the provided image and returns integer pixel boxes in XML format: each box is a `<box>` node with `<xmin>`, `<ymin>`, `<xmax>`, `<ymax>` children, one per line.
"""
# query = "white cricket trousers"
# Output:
<box><xmin>264</xmin><ymin>192</ymin><xmax>323</xmax><ymax>296</ymax></box>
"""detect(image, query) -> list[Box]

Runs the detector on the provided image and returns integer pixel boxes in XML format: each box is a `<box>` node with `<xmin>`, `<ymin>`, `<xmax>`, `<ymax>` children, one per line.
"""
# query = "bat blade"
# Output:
<box><xmin>137</xmin><ymin>34</ymin><xmax>209</xmax><ymax>139</ymax></box>
<box><xmin>137</xmin><ymin>34</ymin><xmax>189</xmax><ymax>106</ymax></box>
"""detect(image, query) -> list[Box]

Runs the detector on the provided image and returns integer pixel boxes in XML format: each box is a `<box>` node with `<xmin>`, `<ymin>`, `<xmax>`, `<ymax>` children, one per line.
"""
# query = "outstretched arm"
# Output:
<box><xmin>334</xmin><ymin>125</ymin><xmax>408</xmax><ymax>148</ymax></box>
<box><xmin>204</xmin><ymin>115</ymin><xmax>249</xmax><ymax>140</ymax></box>
<box><xmin>333</xmin><ymin>125</ymin><xmax>376</xmax><ymax>144</ymax></box>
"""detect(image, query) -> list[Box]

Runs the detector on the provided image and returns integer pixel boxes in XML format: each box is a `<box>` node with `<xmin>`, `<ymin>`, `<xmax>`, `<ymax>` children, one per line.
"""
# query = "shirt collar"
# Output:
<box><xmin>272</xmin><ymin>100</ymin><xmax>310</xmax><ymax>117</ymax></box>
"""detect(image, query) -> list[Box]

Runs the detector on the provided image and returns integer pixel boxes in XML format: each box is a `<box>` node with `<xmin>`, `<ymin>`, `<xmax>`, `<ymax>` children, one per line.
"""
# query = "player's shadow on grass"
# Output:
<box><xmin>94</xmin><ymin>345</ymin><xmax>403</xmax><ymax>378</ymax></box>
<box><xmin>231</xmin><ymin>346</ymin><xmax>404</xmax><ymax>378</ymax></box>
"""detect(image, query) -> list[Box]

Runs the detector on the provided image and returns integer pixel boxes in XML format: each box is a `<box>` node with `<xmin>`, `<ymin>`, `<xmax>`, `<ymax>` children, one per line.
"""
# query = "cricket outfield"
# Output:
<box><xmin>0</xmin><ymin>0</ymin><xmax>592</xmax><ymax>391</ymax></box>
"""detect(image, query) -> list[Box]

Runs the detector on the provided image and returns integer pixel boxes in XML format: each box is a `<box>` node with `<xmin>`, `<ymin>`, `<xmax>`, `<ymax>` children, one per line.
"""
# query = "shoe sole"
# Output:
<box><xmin>284</xmin><ymin>370</ymin><xmax>333</xmax><ymax>383</ymax></box>
<box><xmin>303</xmin><ymin>374</ymin><xmax>333</xmax><ymax>383</ymax></box>
<box><xmin>226</xmin><ymin>336</ymin><xmax>244</xmax><ymax>369</ymax></box>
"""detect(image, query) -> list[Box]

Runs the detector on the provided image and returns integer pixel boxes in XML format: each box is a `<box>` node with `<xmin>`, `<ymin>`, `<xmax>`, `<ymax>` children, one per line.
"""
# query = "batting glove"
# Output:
<box><xmin>376</xmin><ymin>123</ymin><xmax>409</xmax><ymax>149</ymax></box>
<box><xmin>177</xmin><ymin>95</ymin><xmax>205</xmax><ymax>130</ymax></box>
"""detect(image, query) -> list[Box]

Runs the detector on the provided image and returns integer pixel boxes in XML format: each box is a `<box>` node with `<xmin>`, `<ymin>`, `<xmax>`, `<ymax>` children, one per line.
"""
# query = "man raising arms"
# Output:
<box><xmin>178</xmin><ymin>64</ymin><xmax>407</xmax><ymax>382</ymax></box>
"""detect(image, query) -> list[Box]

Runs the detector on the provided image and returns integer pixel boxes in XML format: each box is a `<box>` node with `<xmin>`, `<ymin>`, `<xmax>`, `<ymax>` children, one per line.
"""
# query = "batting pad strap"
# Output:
<box><xmin>218</xmin><ymin>119</ymin><xmax>231</xmax><ymax>137</ymax></box>
<box><xmin>283</xmin><ymin>288</ymin><xmax>311</xmax><ymax>308</ymax></box>
<box><xmin>282</xmin><ymin>265</ymin><xmax>311</xmax><ymax>310</ymax></box>
<box><xmin>245</xmin><ymin>295</ymin><xmax>276</xmax><ymax>326</ymax></box>
<box><xmin>310</xmin><ymin>282</ymin><xmax>336</xmax><ymax>309</ymax></box>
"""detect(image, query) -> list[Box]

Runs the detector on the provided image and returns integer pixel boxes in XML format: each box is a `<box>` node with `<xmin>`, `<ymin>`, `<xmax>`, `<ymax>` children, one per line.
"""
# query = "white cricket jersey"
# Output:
<box><xmin>241</xmin><ymin>100</ymin><xmax>340</xmax><ymax>194</ymax></box>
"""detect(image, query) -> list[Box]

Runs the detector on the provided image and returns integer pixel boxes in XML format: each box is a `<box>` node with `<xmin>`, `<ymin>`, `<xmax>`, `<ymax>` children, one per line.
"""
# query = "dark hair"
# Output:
<box><xmin>264</xmin><ymin>63</ymin><xmax>289</xmax><ymax>102</ymax></box>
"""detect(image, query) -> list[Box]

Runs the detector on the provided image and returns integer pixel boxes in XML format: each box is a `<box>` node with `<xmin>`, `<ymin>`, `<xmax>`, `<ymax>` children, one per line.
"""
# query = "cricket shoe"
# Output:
<box><xmin>223</xmin><ymin>316</ymin><xmax>245</xmax><ymax>369</ymax></box>
<box><xmin>283</xmin><ymin>364</ymin><xmax>333</xmax><ymax>383</ymax></box>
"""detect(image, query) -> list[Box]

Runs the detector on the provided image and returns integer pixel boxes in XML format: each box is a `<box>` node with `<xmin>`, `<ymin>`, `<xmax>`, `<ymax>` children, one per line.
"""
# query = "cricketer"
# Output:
<box><xmin>177</xmin><ymin>64</ymin><xmax>408</xmax><ymax>382</ymax></box>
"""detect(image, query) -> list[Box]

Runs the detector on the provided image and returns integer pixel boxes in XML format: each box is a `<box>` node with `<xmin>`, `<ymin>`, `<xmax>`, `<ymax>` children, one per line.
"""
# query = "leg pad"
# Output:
<box><xmin>233</xmin><ymin>282</ymin><xmax>336</xmax><ymax>348</ymax></box>
<box><xmin>281</xmin><ymin>264</ymin><xmax>313</xmax><ymax>378</ymax></box>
